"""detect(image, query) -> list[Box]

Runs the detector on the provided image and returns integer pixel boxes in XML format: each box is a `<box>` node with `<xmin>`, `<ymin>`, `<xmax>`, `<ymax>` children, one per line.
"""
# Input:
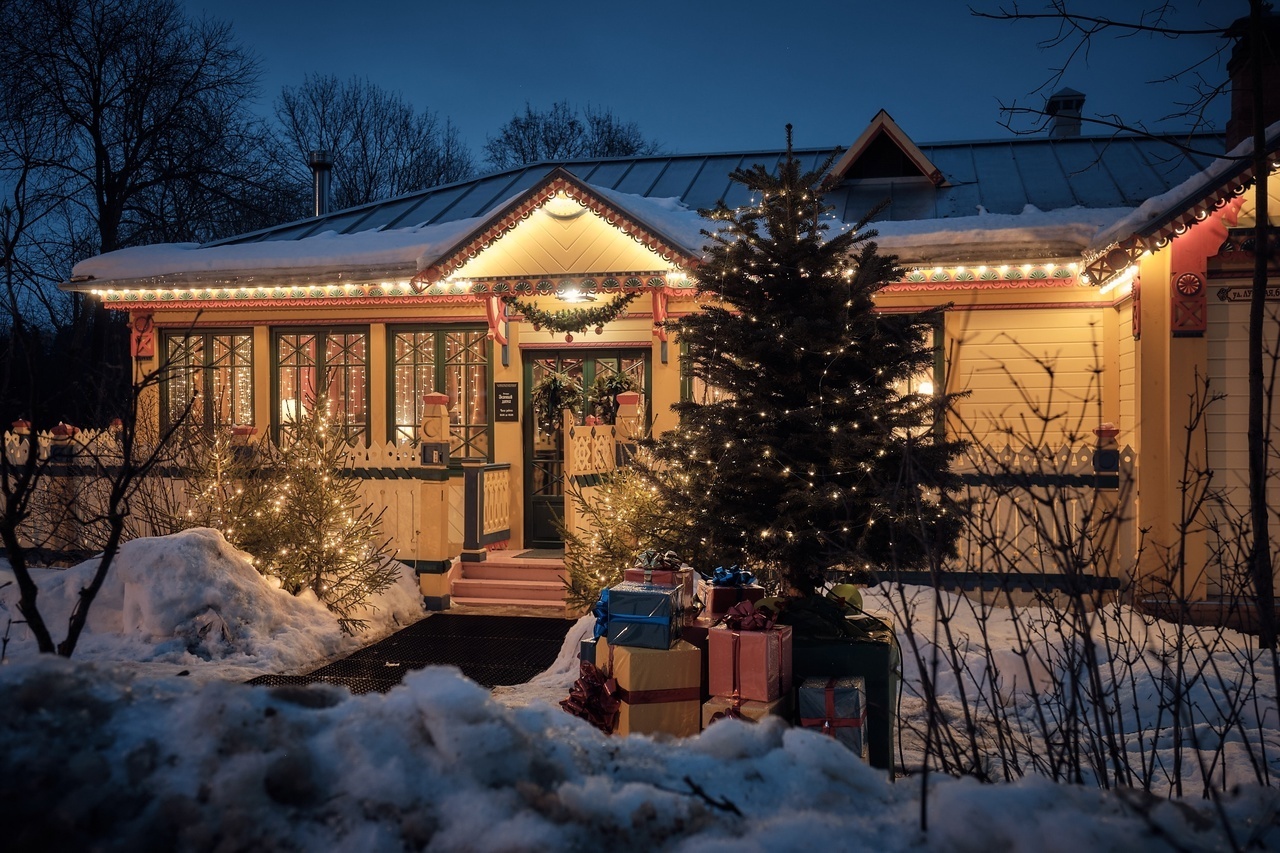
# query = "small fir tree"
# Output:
<box><xmin>179</xmin><ymin>406</ymin><xmax>399</xmax><ymax>632</ymax></box>
<box><xmin>561</xmin><ymin>446</ymin><xmax>688</xmax><ymax>611</ymax></box>
<box><xmin>645</xmin><ymin>128</ymin><xmax>967</xmax><ymax>594</ymax></box>
<box><xmin>258</xmin><ymin>405</ymin><xmax>399</xmax><ymax>632</ymax></box>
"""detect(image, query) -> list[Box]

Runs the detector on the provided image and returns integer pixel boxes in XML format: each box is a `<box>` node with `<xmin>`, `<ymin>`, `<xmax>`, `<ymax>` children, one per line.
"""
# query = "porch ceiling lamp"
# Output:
<box><xmin>558</xmin><ymin>284</ymin><xmax>595</xmax><ymax>303</ymax></box>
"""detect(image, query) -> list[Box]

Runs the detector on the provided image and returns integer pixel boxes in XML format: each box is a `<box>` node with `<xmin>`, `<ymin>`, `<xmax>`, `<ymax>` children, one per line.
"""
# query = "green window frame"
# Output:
<box><xmin>273</xmin><ymin>328</ymin><xmax>369</xmax><ymax>444</ymax></box>
<box><xmin>162</xmin><ymin>330</ymin><xmax>254</xmax><ymax>429</ymax></box>
<box><xmin>389</xmin><ymin>326</ymin><xmax>491</xmax><ymax>459</ymax></box>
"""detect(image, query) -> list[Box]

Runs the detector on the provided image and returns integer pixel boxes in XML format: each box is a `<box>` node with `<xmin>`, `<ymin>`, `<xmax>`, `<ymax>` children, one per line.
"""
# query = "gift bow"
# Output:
<box><xmin>559</xmin><ymin>662</ymin><xmax>620</xmax><ymax>735</ymax></box>
<box><xmin>711</xmin><ymin>565</ymin><xmax>756</xmax><ymax>587</ymax></box>
<box><xmin>723</xmin><ymin>599</ymin><xmax>775</xmax><ymax>632</ymax></box>
<box><xmin>633</xmin><ymin>549</ymin><xmax>683</xmax><ymax>571</ymax></box>
<box><xmin>592</xmin><ymin>589</ymin><xmax>610</xmax><ymax>639</ymax></box>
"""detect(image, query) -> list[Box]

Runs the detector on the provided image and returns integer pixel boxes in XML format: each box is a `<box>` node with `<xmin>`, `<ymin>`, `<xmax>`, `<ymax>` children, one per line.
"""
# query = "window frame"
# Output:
<box><xmin>160</xmin><ymin>328</ymin><xmax>255</xmax><ymax>430</ymax></box>
<box><xmin>271</xmin><ymin>326</ymin><xmax>371</xmax><ymax>445</ymax></box>
<box><xmin>386</xmin><ymin>324</ymin><xmax>493</xmax><ymax>461</ymax></box>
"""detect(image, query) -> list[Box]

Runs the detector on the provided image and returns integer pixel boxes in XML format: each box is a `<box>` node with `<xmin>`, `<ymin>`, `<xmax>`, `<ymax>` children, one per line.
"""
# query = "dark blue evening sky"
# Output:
<box><xmin>184</xmin><ymin>0</ymin><xmax>1232</xmax><ymax>157</ymax></box>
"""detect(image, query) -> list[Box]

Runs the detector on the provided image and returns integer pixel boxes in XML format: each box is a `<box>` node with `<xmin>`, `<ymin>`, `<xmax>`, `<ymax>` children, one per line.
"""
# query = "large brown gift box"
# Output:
<box><xmin>701</xmin><ymin>694</ymin><xmax>791</xmax><ymax>728</ymax></box>
<box><xmin>611</xmin><ymin>640</ymin><xmax>702</xmax><ymax>737</ymax></box>
<box><xmin>707</xmin><ymin>624</ymin><xmax>793</xmax><ymax>703</ymax></box>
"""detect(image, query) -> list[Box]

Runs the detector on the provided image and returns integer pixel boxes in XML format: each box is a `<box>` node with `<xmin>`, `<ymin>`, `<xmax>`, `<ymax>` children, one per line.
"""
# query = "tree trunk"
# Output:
<box><xmin>1247</xmin><ymin>0</ymin><xmax>1276</xmax><ymax>650</ymax></box>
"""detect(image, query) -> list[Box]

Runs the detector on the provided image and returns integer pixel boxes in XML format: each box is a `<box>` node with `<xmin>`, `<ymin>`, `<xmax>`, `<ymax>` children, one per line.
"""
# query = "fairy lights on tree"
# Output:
<box><xmin>179</xmin><ymin>400</ymin><xmax>398</xmax><ymax>632</ymax></box>
<box><xmin>642</xmin><ymin>126</ymin><xmax>968</xmax><ymax>594</ymax></box>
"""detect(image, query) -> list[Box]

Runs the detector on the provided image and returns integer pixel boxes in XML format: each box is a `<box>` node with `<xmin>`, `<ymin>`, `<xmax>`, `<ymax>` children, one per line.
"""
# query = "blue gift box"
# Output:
<box><xmin>604</xmin><ymin>581</ymin><xmax>684</xmax><ymax>650</ymax></box>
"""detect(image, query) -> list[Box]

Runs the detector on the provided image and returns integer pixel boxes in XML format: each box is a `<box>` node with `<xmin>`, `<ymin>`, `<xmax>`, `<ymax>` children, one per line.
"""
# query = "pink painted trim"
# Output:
<box><xmin>518</xmin><ymin>340</ymin><xmax>652</xmax><ymax>351</ymax></box>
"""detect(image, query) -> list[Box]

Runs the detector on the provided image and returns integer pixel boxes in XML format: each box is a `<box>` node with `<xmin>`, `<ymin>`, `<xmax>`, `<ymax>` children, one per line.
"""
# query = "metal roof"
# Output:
<box><xmin>209</xmin><ymin>133</ymin><xmax>1224</xmax><ymax>250</ymax></box>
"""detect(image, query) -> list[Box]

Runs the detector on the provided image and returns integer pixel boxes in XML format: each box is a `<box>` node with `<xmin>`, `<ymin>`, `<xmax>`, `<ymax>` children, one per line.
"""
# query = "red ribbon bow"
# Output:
<box><xmin>723</xmin><ymin>599</ymin><xmax>775</xmax><ymax>632</ymax></box>
<box><xmin>560</xmin><ymin>661</ymin><xmax>621</xmax><ymax>735</ymax></box>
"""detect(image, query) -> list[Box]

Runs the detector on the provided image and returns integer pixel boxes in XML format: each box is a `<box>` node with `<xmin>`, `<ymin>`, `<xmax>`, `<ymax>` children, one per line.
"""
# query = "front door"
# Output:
<box><xmin>523</xmin><ymin>349</ymin><xmax>648</xmax><ymax>549</ymax></box>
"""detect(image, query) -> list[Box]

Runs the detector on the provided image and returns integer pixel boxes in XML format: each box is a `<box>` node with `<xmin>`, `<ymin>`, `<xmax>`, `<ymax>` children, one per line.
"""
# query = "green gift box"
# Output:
<box><xmin>791</xmin><ymin>615</ymin><xmax>899</xmax><ymax>774</ymax></box>
<box><xmin>797</xmin><ymin>675</ymin><xmax>867</xmax><ymax>759</ymax></box>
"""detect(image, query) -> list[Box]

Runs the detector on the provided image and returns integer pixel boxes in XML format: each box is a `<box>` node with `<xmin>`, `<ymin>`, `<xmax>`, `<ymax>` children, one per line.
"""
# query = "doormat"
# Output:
<box><xmin>247</xmin><ymin>613</ymin><xmax>574</xmax><ymax>694</ymax></box>
<box><xmin>515</xmin><ymin>548</ymin><xmax>565</xmax><ymax>560</ymax></box>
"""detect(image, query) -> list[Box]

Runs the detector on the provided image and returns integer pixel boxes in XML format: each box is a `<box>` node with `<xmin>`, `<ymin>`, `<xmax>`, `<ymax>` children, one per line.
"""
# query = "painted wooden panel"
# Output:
<box><xmin>948</xmin><ymin>308</ymin><xmax>1107</xmax><ymax>447</ymax></box>
<box><xmin>1206</xmin><ymin>299</ymin><xmax>1280</xmax><ymax>594</ymax></box>
<box><xmin>453</xmin><ymin>203</ymin><xmax>670</xmax><ymax>280</ymax></box>
<box><xmin>1117</xmin><ymin>303</ymin><xmax>1136</xmax><ymax>449</ymax></box>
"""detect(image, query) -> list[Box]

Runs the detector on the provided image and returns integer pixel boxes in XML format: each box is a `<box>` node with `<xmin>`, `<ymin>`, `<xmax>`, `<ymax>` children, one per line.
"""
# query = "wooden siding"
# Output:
<box><xmin>1117</xmin><ymin>302</ymin><xmax>1136</xmax><ymax>449</ymax></box>
<box><xmin>947</xmin><ymin>308</ymin><xmax>1108</xmax><ymax>448</ymax></box>
<box><xmin>1206</xmin><ymin>300</ymin><xmax>1280</xmax><ymax>593</ymax></box>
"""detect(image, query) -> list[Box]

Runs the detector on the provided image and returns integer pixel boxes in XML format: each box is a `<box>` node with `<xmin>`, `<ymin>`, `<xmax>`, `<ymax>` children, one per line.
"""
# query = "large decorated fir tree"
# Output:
<box><xmin>647</xmin><ymin>129</ymin><xmax>967</xmax><ymax>594</ymax></box>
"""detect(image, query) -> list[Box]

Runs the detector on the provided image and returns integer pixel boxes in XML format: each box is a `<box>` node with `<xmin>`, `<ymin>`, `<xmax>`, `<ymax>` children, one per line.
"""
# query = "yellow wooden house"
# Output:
<box><xmin>63</xmin><ymin>83</ymin><xmax>1277</xmax><ymax>607</ymax></box>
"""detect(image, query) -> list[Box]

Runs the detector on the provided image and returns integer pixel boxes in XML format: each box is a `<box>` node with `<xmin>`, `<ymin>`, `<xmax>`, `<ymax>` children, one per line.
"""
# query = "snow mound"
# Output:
<box><xmin>0</xmin><ymin>528</ymin><xmax>423</xmax><ymax>679</ymax></box>
<box><xmin>0</xmin><ymin>658</ymin><xmax>1269</xmax><ymax>852</ymax></box>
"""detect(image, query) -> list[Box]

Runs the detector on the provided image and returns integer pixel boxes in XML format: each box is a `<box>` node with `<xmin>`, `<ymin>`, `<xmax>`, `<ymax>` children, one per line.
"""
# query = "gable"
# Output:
<box><xmin>450</xmin><ymin>192</ymin><xmax>675</xmax><ymax>280</ymax></box>
<box><xmin>415</xmin><ymin>168</ymin><xmax>700</xmax><ymax>288</ymax></box>
<box><xmin>829</xmin><ymin>109</ymin><xmax>947</xmax><ymax>187</ymax></box>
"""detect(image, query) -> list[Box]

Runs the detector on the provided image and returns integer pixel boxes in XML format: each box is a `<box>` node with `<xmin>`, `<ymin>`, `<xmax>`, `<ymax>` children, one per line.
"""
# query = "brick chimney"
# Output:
<box><xmin>1046</xmin><ymin>87</ymin><xmax>1085</xmax><ymax>138</ymax></box>
<box><xmin>1226</xmin><ymin>11</ymin><xmax>1280</xmax><ymax>152</ymax></box>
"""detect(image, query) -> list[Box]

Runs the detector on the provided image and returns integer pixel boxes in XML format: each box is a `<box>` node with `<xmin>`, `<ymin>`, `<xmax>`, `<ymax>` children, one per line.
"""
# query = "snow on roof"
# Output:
<box><xmin>590</xmin><ymin>184</ymin><xmax>709</xmax><ymax>257</ymax></box>
<box><xmin>1088</xmin><ymin>120</ymin><xmax>1280</xmax><ymax>255</ymax></box>
<box><xmin>71</xmin><ymin>217</ymin><xmax>484</xmax><ymax>285</ymax></box>
<box><xmin>873</xmin><ymin>205</ymin><xmax>1135</xmax><ymax>263</ymax></box>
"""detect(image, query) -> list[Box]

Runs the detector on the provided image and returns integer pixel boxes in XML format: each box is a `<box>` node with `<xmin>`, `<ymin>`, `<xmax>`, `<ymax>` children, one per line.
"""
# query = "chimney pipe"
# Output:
<box><xmin>308</xmin><ymin>150</ymin><xmax>333</xmax><ymax>217</ymax></box>
<box><xmin>1225</xmin><ymin>12</ymin><xmax>1280</xmax><ymax>152</ymax></box>
<box><xmin>1046</xmin><ymin>88</ymin><xmax>1085</xmax><ymax>138</ymax></box>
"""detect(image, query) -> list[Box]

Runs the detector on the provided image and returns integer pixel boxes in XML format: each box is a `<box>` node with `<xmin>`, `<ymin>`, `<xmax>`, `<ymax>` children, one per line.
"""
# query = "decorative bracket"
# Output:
<box><xmin>651</xmin><ymin>289</ymin><xmax>669</xmax><ymax>343</ymax></box>
<box><xmin>130</xmin><ymin>311</ymin><xmax>155</xmax><ymax>359</ymax></box>
<box><xmin>1171</xmin><ymin>272</ymin><xmax>1206</xmax><ymax>337</ymax></box>
<box><xmin>485</xmin><ymin>296</ymin><xmax>509</xmax><ymax>346</ymax></box>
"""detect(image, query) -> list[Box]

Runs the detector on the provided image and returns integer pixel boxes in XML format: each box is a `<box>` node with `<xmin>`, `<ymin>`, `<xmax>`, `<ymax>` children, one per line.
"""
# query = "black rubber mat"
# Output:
<box><xmin>247</xmin><ymin>613</ymin><xmax>574</xmax><ymax>693</ymax></box>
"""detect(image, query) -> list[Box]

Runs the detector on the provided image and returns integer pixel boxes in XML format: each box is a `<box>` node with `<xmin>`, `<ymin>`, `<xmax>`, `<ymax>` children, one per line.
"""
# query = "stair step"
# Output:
<box><xmin>450</xmin><ymin>596</ymin><xmax>566</xmax><ymax>609</ymax></box>
<box><xmin>452</xmin><ymin>578</ymin><xmax>566</xmax><ymax>602</ymax></box>
<box><xmin>461</xmin><ymin>563</ymin><xmax>565</xmax><ymax>583</ymax></box>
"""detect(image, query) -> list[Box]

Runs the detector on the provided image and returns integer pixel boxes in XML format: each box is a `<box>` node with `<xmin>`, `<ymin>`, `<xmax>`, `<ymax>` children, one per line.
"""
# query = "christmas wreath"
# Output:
<box><xmin>503</xmin><ymin>291</ymin><xmax>639</xmax><ymax>342</ymax></box>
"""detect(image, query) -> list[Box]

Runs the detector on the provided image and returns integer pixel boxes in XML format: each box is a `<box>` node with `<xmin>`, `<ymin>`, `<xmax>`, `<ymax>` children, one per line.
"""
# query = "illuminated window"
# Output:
<box><xmin>391</xmin><ymin>327</ymin><xmax>490</xmax><ymax>459</ymax></box>
<box><xmin>275</xmin><ymin>329</ymin><xmax>368</xmax><ymax>443</ymax></box>
<box><xmin>163</xmin><ymin>331</ymin><xmax>253</xmax><ymax>429</ymax></box>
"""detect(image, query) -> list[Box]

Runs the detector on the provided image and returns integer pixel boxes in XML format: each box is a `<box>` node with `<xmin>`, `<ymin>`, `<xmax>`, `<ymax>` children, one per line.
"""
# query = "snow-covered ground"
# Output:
<box><xmin>1</xmin><ymin>530</ymin><xmax>1277</xmax><ymax>850</ymax></box>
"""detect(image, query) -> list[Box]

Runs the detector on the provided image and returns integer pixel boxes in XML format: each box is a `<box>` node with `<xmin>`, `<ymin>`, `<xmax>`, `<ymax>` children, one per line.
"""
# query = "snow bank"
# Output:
<box><xmin>0</xmin><ymin>528</ymin><xmax>424</xmax><ymax>680</ymax></box>
<box><xmin>1</xmin><ymin>657</ymin><xmax>1271</xmax><ymax>851</ymax></box>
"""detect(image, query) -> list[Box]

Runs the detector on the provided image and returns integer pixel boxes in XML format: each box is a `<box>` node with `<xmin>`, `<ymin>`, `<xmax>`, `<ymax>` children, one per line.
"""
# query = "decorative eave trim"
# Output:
<box><xmin>886</xmin><ymin>261</ymin><xmax>1080</xmax><ymax>290</ymax></box>
<box><xmin>828</xmin><ymin>109</ymin><xmax>948</xmax><ymax>187</ymax></box>
<box><xmin>413</xmin><ymin>168</ymin><xmax>701</xmax><ymax>287</ymax></box>
<box><xmin>1082</xmin><ymin>133</ymin><xmax>1280</xmax><ymax>288</ymax></box>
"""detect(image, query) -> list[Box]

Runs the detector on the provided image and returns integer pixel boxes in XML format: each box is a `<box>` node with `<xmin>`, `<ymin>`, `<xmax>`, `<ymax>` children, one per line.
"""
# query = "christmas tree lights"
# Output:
<box><xmin>639</xmin><ymin>127</ymin><xmax>968</xmax><ymax>594</ymax></box>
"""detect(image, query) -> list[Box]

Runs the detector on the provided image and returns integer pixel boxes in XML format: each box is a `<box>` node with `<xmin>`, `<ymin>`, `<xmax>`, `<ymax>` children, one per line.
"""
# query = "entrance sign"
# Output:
<box><xmin>495</xmin><ymin>382</ymin><xmax>519</xmax><ymax>421</ymax></box>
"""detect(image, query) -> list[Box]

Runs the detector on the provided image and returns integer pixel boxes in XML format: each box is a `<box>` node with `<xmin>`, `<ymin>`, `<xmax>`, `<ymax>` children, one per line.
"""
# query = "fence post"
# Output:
<box><xmin>416</xmin><ymin>392</ymin><xmax>454</xmax><ymax>610</ymax></box>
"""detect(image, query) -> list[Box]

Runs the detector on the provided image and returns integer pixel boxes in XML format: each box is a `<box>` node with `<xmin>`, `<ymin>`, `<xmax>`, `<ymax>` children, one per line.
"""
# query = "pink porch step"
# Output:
<box><xmin>450</xmin><ymin>551</ymin><xmax>568</xmax><ymax>610</ymax></box>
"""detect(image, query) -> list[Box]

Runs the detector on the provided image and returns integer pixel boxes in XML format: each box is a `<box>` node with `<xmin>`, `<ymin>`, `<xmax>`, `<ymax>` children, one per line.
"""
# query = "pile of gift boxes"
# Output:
<box><xmin>564</xmin><ymin>550</ymin><xmax>899</xmax><ymax>771</ymax></box>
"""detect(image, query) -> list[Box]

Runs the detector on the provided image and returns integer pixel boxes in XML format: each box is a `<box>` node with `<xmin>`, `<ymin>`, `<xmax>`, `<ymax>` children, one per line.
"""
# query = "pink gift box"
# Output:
<box><xmin>708</xmin><ymin>623</ymin><xmax>793</xmax><ymax>702</ymax></box>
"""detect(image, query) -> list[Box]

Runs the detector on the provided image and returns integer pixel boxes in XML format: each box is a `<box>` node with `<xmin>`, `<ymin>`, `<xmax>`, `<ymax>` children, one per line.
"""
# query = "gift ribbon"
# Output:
<box><xmin>634</xmin><ymin>549</ymin><xmax>683</xmax><ymax>571</ymax></box>
<box><xmin>724</xmin><ymin>599</ymin><xmax>774</xmax><ymax>632</ymax></box>
<box><xmin>711</xmin><ymin>565</ymin><xmax>755</xmax><ymax>587</ymax></box>
<box><xmin>559</xmin><ymin>661</ymin><xmax>621</xmax><ymax>734</ymax></box>
<box><xmin>592</xmin><ymin>589</ymin><xmax>610</xmax><ymax>640</ymax></box>
<box><xmin>799</xmin><ymin>677</ymin><xmax>864</xmax><ymax>736</ymax></box>
<box><xmin>615</xmin><ymin>685</ymin><xmax>701</xmax><ymax>705</ymax></box>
